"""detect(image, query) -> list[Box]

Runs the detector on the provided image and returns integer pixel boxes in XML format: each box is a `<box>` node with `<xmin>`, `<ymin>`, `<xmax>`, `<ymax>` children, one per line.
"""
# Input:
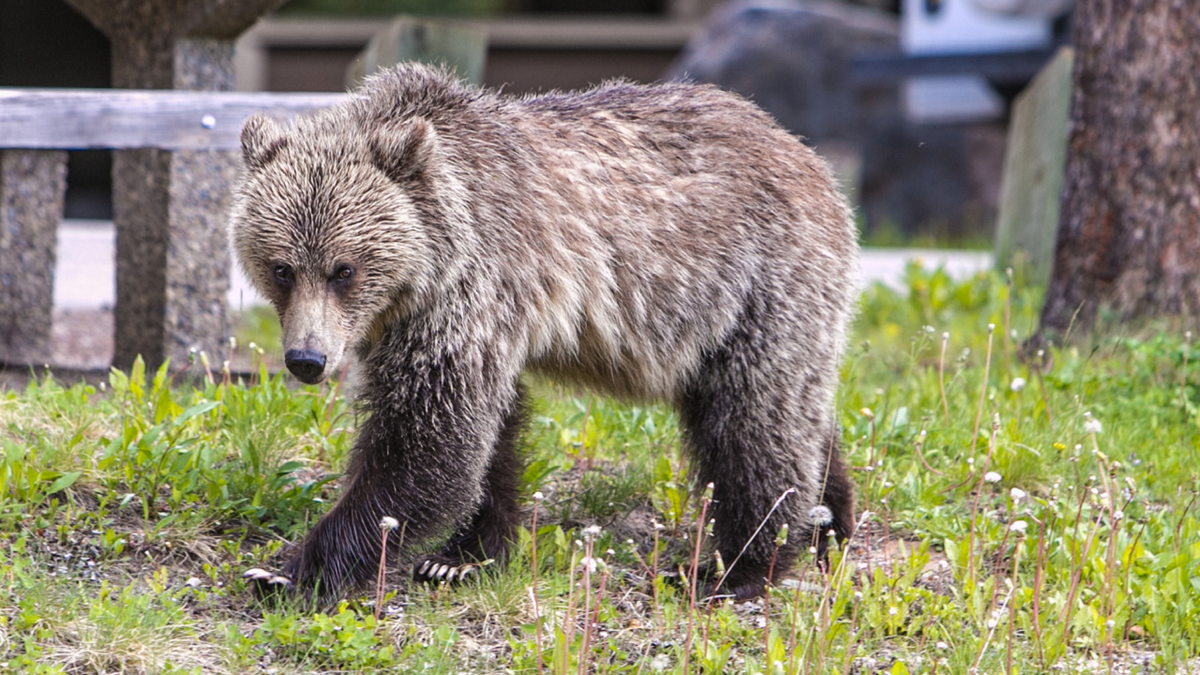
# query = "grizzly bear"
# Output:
<box><xmin>232</xmin><ymin>63</ymin><xmax>859</xmax><ymax>602</ymax></box>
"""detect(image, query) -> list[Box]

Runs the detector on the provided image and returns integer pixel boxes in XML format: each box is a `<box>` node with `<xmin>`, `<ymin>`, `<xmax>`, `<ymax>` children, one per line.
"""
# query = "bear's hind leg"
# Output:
<box><xmin>413</xmin><ymin>386</ymin><xmax>529</xmax><ymax>584</ymax></box>
<box><xmin>678</xmin><ymin>304</ymin><xmax>853</xmax><ymax>601</ymax></box>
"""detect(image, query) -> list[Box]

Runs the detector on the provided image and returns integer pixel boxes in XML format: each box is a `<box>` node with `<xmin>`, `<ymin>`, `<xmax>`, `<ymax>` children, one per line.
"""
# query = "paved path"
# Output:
<box><xmin>54</xmin><ymin>219</ymin><xmax>995</xmax><ymax>311</ymax></box>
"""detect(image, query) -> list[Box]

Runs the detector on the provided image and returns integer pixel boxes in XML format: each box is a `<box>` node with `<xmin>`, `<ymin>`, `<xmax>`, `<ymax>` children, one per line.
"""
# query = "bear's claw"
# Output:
<box><xmin>412</xmin><ymin>557</ymin><xmax>490</xmax><ymax>585</ymax></box>
<box><xmin>243</xmin><ymin>567</ymin><xmax>294</xmax><ymax>588</ymax></box>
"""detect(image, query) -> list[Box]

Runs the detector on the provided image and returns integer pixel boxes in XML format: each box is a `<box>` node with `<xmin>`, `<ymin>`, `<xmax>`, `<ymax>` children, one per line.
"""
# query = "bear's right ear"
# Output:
<box><xmin>241</xmin><ymin>114</ymin><xmax>288</xmax><ymax>171</ymax></box>
<box><xmin>368</xmin><ymin>118</ymin><xmax>436</xmax><ymax>184</ymax></box>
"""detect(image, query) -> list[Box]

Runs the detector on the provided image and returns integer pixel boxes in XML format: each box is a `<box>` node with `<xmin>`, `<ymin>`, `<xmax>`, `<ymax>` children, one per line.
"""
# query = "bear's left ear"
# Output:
<box><xmin>368</xmin><ymin>117</ymin><xmax>437</xmax><ymax>183</ymax></box>
<box><xmin>241</xmin><ymin>114</ymin><xmax>289</xmax><ymax>171</ymax></box>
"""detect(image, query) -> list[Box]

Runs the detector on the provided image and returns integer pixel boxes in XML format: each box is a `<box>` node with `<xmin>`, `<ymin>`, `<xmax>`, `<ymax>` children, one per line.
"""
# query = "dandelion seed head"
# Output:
<box><xmin>984</xmin><ymin>471</ymin><xmax>1002</xmax><ymax>483</ymax></box>
<box><xmin>1010</xmin><ymin>488</ymin><xmax>1027</xmax><ymax>501</ymax></box>
<box><xmin>379</xmin><ymin>516</ymin><xmax>400</xmax><ymax>531</ymax></box>
<box><xmin>1010</xmin><ymin>377</ymin><xmax>1026</xmax><ymax>392</ymax></box>
<box><xmin>1084</xmin><ymin>417</ymin><xmax>1103</xmax><ymax>434</ymax></box>
<box><xmin>1010</xmin><ymin>520</ymin><xmax>1028</xmax><ymax>535</ymax></box>
<box><xmin>809</xmin><ymin>505</ymin><xmax>834</xmax><ymax>527</ymax></box>
<box><xmin>532</xmin><ymin>491</ymin><xmax>545</xmax><ymax>501</ymax></box>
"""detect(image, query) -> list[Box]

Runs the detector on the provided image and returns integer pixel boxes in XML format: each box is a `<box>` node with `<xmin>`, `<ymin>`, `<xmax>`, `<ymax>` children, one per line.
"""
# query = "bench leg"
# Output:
<box><xmin>0</xmin><ymin>149</ymin><xmax>66</xmax><ymax>366</ymax></box>
<box><xmin>112</xmin><ymin>148</ymin><xmax>235</xmax><ymax>371</ymax></box>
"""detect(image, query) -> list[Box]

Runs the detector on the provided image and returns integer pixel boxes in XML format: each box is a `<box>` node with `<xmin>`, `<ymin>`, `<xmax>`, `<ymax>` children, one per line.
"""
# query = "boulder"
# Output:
<box><xmin>666</xmin><ymin>0</ymin><xmax>1004</xmax><ymax>240</ymax></box>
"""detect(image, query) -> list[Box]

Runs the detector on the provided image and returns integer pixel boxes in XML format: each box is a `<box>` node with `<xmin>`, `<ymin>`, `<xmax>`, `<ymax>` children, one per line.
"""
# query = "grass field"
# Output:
<box><xmin>1</xmin><ymin>263</ymin><xmax>1198</xmax><ymax>674</ymax></box>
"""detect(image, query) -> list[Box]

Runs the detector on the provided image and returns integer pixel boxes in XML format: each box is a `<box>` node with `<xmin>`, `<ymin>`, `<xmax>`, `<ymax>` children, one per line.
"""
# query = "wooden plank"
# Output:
<box><xmin>993</xmin><ymin>47</ymin><xmax>1074</xmax><ymax>287</ymax></box>
<box><xmin>851</xmin><ymin>48</ymin><xmax>1057</xmax><ymax>85</ymax></box>
<box><xmin>0</xmin><ymin>89</ymin><xmax>346</xmax><ymax>151</ymax></box>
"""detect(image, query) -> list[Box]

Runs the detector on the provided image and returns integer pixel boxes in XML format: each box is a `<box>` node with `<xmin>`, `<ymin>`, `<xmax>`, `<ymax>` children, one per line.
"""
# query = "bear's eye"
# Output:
<box><xmin>272</xmin><ymin>263</ymin><xmax>294</xmax><ymax>286</ymax></box>
<box><xmin>333</xmin><ymin>265</ymin><xmax>354</xmax><ymax>283</ymax></box>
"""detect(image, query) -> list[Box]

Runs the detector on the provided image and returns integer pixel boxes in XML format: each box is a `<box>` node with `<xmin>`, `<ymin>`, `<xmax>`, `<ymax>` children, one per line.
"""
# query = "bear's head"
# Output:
<box><xmin>229</xmin><ymin>111</ymin><xmax>444</xmax><ymax>384</ymax></box>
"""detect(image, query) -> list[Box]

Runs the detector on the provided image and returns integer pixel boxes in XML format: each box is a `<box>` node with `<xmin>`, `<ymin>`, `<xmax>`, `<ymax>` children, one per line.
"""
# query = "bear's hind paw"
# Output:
<box><xmin>413</xmin><ymin>557</ymin><xmax>491</xmax><ymax>585</ymax></box>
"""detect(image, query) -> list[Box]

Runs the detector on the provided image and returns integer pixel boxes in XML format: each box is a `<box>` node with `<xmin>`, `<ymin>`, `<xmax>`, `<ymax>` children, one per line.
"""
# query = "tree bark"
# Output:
<box><xmin>1040</xmin><ymin>0</ymin><xmax>1200</xmax><ymax>337</ymax></box>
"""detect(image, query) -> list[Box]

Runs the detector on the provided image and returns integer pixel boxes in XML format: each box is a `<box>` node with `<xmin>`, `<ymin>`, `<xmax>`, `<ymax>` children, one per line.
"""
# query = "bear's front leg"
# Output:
<box><xmin>249</xmin><ymin>337</ymin><xmax>520</xmax><ymax>603</ymax></box>
<box><xmin>412</xmin><ymin>385</ymin><xmax>529</xmax><ymax>584</ymax></box>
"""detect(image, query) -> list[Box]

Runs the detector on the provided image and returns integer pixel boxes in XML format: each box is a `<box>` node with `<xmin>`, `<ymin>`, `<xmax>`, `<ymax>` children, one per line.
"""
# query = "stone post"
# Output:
<box><xmin>64</xmin><ymin>0</ymin><xmax>283</xmax><ymax>371</ymax></box>
<box><xmin>0</xmin><ymin>150</ymin><xmax>68</xmax><ymax>366</ymax></box>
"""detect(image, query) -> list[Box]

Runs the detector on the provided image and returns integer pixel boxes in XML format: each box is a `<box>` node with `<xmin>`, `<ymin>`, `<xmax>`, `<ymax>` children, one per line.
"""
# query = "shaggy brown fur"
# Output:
<box><xmin>231</xmin><ymin>63</ymin><xmax>859</xmax><ymax>602</ymax></box>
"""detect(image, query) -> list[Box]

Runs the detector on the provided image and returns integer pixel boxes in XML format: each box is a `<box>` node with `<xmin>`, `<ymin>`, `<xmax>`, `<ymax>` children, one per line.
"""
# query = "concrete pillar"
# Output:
<box><xmin>64</xmin><ymin>0</ymin><xmax>283</xmax><ymax>370</ymax></box>
<box><xmin>0</xmin><ymin>150</ymin><xmax>67</xmax><ymax>365</ymax></box>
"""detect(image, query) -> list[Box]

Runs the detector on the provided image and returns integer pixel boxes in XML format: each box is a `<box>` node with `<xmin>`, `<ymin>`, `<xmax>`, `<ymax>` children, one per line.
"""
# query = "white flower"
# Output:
<box><xmin>1084</xmin><ymin>417</ymin><xmax>1103</xmax><ymax>434</ymax></box>
<box><xmin>532</xmin><ymin>491</ymin><xmax>545</xmax><ymax>501</ymax></box>
<box><xmin>888</xmin><ymin>606</ymin><xmax>898</xmax><ymax>616</ymax></box>
<box><xmin>380</xmin><ymin>516</ymin><xmax>400</xmax><ymax>531</ymax></box>
<box><xmin>583</xmin><ymin>525</ymin><xmax>602</xmax><ymax>540</ymax></box>
<box><xmin>809</xmin><ymin>505</ymin><xmax>834</xmax><ymax>527</ymax></box>
<box><xmin>936</xmin><ymin>641</ymin><xmax>949</xmax><ymax>650</ymax></box>
<box><xmin>579</xmin><ymin>556</ymin><xmax>599</xmax><ymax>574</ymax></box>
<box><xmin>649</xmin><ymin>654</ymin><xmax>671</xmax><ymax>671</ymax></box>
<box><xmin>1010</xmin><ymin>377</ymin><xmax>1026</xmax><ymax>392</ymax></box>
<box><xmin>984</xmin><ymin>471</ymin><xmax>1002</xmax><ymax>484</ymax></box>
<box><xmin>1010</xmin><ymin>520</ymin><xmax>1028</xmax><ymax>535</ymax></box>
<box><xmin>1010</xmin><ymin>487</ymin><xmax>1027</xmax><ymax>501</ymax></box>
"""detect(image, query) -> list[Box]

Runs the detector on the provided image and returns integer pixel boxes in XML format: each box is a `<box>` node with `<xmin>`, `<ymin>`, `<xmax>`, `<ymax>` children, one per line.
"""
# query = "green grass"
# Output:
<box><xmin>2</xmin><ymin>263</ymin><xmax>1199</xmax><ymax>673</ymax></box>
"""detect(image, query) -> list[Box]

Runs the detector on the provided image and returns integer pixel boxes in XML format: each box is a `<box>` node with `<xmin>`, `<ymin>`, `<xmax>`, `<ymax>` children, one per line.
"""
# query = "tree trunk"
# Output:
<box><xmin>1039</xmin><ymin>0</ymin><xmax>1200</xmax><ymax>337</ymax></box>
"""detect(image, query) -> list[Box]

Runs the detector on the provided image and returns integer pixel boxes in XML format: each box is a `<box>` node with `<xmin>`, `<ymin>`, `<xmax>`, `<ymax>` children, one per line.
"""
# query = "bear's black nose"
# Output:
<box><xmin>285</xmin><ymin>349</ymin><xmax>326</xmax><ymax>383</ymax></box>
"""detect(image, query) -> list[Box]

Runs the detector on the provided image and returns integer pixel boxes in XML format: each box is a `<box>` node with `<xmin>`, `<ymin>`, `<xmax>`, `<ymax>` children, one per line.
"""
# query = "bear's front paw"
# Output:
<box><xmin>413</xmin><ymin>556</ymin><xmax>491</xmax><ymax>585</ymax></box>
<box><xmin>243</xmin><ymin>567</ymin><xmax>295</xmax><ymax>597</ymax></box>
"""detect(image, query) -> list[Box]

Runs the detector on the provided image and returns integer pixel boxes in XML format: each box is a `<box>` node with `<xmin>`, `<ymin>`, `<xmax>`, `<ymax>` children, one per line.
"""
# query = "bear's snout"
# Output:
<box><xmin>285</xmin><ymin>349</ymin><xmax>327</xmax><ymax>383</ymax></box>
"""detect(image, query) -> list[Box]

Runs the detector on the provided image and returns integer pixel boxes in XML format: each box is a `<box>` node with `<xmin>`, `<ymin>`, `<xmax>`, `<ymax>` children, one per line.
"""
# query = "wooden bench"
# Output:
<box><xmin>0</xmin><ymin>89</ymin><xmax>345</xmax><ymax>368</ymax></box>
